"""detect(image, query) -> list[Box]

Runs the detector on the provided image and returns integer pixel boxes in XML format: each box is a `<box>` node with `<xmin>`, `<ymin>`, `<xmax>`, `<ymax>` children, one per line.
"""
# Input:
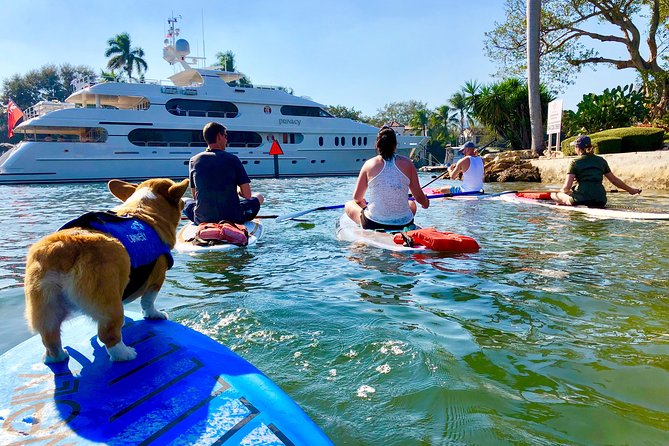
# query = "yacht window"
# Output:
<box><xmin>364</xmin><ymin>137</ymin><xmax>368</xmax><ymax>146</ymax></box>
<box><xmin>335</xmin><ymin>137</ymin><xmax>339</xmax><ymax>146</ymax></box>
<box><xmin>341</xmin><ymin>137</ymin><xmax>346</xmax><ymax>146</ymax></box>
<box><xmin>129</xmin><ymin>129</ymin><xmax>261</xmax><ymax>148</ymax></box>
<box><xmin>352</xmin><ymin>137</ymin><xmax>356</xmax><ymax>146</ymax></box>
<box><xmin>280</xmin><ymin>105</ymin><xmax>332</xmax><ymax>117</ymax></box>
<box><xmin>165</xmin><ymin>99</ymin><xmax>239</xmax><ymax>118</ymax></box>
<box><xmin>358</xmin><ymin>137</ymin><xmax>362</xmax><ymax>146</ymax></box>
<box><xmin>69</xmin><ymin>95</ymin><xmax>149</xmax><ymax>111</ymax></box>
<box><xmin>20</xmin><ymin>126</ymin><xmax>108</xmax><ymax>143</ymax></box>
<box><xmin>281</xmin><ymin>133</ymin><xmax>303</xmax><ymax>144</ymax></box>
<box><xmin>318</xmin><ymin>136</ymin><xmax>323</xmax><ymax>146</ymax></box>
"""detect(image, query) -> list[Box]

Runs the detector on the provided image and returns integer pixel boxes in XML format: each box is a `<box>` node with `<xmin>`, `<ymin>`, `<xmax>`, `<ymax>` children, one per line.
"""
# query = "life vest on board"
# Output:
<box><xmin>192</xmin><ymin>222</ymin><xmax>249</xmax><ymax>246</ymax></box>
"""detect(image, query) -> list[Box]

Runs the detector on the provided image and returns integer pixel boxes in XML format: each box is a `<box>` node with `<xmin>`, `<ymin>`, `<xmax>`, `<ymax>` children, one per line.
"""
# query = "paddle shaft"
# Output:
<box><xmin>275</xmin><ymin>191</ymin><xmax>479</xmax><ymax>222</ymax></box>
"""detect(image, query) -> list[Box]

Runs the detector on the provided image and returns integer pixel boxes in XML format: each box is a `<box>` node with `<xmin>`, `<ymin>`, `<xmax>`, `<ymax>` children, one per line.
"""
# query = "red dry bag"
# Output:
<box><xmin>516</xmin><ymin>192</ymin><xmax>552</xmax><ymax>200</ymax></box>
<box><xmin>393</xmin><ymin>227</ymin><xmax>480</xmax><ymax>253</ymax></box>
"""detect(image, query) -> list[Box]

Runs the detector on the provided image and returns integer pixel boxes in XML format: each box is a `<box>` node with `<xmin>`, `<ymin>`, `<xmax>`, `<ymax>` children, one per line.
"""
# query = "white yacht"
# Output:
<box><xmin>0</xmin><ymin>18</ymin><xmax>427</xmax><ymax>185</ymax></box>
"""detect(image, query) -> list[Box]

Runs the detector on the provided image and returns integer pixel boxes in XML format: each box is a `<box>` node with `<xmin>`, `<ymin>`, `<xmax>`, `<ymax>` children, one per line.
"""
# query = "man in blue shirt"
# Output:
<box><xmin>184</xmin><ymin>122</ymin><xmax>264</xmax><ymax>224</ymax></box>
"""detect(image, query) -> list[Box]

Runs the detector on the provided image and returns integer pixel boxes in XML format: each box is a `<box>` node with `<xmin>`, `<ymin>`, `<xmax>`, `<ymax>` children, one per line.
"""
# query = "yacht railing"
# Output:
<box><xmin>71</xmin><ymin>76</ymin><xmax>171</xmax><ymax>93</ymax></box>
<box><xmin>23</xmin><ymin>102</ymin><xmax>76</xmax><ymax>120</ymax></box>
<box><xmin>131</xmin><ymin>141</ymin><xmax>260</xmax><ymax>148</ymax></box>
<box><xmin>168</xmin><ymin>109</ymin><xmax>237</xmax><ymax>118</ymax></box>
<box><xmin>69</xmin><ymin>73</ymin><xmax>291</xmax><ymax>96</ymax></box>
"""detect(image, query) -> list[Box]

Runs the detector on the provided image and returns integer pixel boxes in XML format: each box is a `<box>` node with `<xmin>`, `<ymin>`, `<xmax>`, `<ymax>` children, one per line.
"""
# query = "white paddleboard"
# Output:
<box><xmin>335</xmin><ymin>214</ymin><xmax>428</xmax><ymax>252</ymax></box>
<box><xmin>175</xmin><ymin>220</ymin><xmax>264</xmax><ymax>253</ymax></box>
<box><xmin>499</xmin><ymin>193</ymin><xmax>669</xmax><ymax>220</ymax></box>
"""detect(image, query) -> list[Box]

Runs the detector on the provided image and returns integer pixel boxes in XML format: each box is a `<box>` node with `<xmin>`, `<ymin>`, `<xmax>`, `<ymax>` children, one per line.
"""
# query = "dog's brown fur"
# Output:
<box><xmin>24</xmin><ymin>178</ymin><xmax>189</xmax><ymax>363</ymax></box>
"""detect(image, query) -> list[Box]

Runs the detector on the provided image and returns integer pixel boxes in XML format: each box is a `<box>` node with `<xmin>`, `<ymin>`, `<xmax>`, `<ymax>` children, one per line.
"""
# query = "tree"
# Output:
<box><xmin>0</xmin><ymin>64</ymin><xmax>95</xmax><ymax>142</ymax></box>
<box><xmin>408</xmin><ymin>108</ymin><xmax>431</xmax><ymax>136</ymax></box>
<box><xmin>214</xmin><ymin>51</ymin><xmax>252</xmax><ymax>87</ymax></box>
<box><xmin>527</xmin><ymin>0</ymin><xmax>544</xmax><ymax>155</ymax></box>
<box><xmin>105</xmin><ymin>33</ymin><xmax>148</xmax><ymax>81</ymax></box>
<box><xmin>326</xmin><ymin>105</ymin><xmax>367</xmax><ymax>122</ymax></box>
<box><xmin>372</xmin><ymin>100</ymin><xmax>428</xmax><ymax>127</ymax></box>
<box><xmin>471</xmin><ymin>78</ymin><xmax>554</xmax><ymax>150</ymax></box>
<box><xmin>485</xmin><ymin>0</ymin><xmax>669</xmax><ymax>117</ymax></box>
<box><xmin>448</xmin><ymin>92</ymin><xmax>473</xmax><ymax>143</ymax></box>
<box><xmin>563</xmin><ymin>84</ymin><xmax>648</xmax><ymax>134</ymax></box>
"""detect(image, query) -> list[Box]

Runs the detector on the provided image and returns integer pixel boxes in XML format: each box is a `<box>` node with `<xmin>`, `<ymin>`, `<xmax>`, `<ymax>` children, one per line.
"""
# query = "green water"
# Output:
<box><xmin>1</xmin><ymin>176</ymin><xmax>668</xmax><ymax>445</ymax></box>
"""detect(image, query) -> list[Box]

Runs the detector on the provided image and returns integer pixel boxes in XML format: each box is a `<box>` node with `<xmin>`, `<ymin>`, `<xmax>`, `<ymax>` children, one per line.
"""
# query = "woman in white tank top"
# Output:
<box><xmin>344</xmin><ymin>126</ymin><xmax>430</xmax><ymax>230</ymax></box>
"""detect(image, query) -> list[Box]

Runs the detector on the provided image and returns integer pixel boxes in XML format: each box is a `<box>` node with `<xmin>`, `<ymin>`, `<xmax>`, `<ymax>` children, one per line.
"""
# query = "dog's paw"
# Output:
<box><xmin>107</xmin><ymin>342</ymin><xmax>137</xmax><ymax>361</ymax></box>
<box><xmin>43</xmin><ymin>350</ymin><xmax>69</xmax><ymax>364</ymax></box>
<box><xmin>143</xmin><ymin>308</ymin><xmax>168</xmax><ymax>320</ymax></box>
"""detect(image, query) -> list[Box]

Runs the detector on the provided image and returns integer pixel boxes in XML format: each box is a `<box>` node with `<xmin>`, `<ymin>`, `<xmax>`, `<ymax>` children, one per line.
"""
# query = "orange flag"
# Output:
<box><xmin>7</xmin><ymin>99</ymin><xmax>24</xmax><ymax>138</ymax></box>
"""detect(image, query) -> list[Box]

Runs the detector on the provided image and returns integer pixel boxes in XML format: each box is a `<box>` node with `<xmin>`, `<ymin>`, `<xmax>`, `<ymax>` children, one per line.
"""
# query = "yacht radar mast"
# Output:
<box><xmin>162</xmin><ymin>15</ymin><xmax>205</xmax><ymax>70</ymax></box>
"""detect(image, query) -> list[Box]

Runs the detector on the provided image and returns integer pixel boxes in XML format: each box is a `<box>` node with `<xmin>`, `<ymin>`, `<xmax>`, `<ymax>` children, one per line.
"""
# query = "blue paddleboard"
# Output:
<box><xmin>0</xmin><ymin>312</ymin><xmax>332</xmax><ymax>445</ymax></box>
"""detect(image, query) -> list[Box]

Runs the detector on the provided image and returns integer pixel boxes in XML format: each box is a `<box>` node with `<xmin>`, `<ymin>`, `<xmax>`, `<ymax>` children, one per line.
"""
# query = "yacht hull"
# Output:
<box><xmin>0</xmin><ymin>141</ymin><xmax>415</xmax><ymax>184</ymax></box>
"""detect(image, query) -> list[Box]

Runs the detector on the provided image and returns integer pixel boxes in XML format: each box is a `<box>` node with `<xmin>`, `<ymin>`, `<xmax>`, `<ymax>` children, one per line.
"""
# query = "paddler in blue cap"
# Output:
<box><xmin>436</xmin><ymin>140</ymin><xmax>484</xmax><ymax>194</ymax></box>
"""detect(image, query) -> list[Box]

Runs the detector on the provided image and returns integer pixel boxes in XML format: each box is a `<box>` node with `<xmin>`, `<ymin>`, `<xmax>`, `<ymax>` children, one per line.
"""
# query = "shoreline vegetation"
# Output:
<box><xmin>421</xmin><ymin>148</ymin><xmax>669</xmax><ymax>190</ymax></box>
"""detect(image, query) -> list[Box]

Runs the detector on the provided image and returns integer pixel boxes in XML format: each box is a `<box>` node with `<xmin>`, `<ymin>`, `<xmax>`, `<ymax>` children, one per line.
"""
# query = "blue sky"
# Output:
<box><xmin>2</xmin><ymin>0</ymin><xmax>638</xmax><ymax>116</ymax></box>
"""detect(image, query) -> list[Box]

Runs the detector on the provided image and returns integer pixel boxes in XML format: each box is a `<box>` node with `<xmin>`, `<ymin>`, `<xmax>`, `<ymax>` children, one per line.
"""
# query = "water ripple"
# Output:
<box><xmin>1</xmin><ymin>178</ymin><xmax>669</xmax><ymax>444</ymax></box>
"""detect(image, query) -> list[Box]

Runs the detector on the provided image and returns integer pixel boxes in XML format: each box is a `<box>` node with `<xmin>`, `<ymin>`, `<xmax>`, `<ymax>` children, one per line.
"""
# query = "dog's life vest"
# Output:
<box><xmin>59</xmin><ymin>211</ymin><xmax>173</xmax><ymax>299</ymax></box>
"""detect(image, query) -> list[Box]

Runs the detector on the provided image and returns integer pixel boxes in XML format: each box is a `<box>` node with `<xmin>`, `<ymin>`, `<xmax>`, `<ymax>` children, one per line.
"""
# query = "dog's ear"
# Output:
<box><xmin>168</xmin><ymin>179</ymin><xmax>189</xmax><ymax>202</ymax></box>
<box><xmin>108</xmin><ymin>179</ymin><xmax>138</xmax><ymax>202</ymax></box>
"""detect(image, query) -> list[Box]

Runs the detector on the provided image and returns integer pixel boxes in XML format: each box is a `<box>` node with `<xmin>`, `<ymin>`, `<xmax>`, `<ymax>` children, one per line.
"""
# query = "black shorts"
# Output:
<box><xmin>240</xmin><ymin>197</ymin><xmax>261</xmax><ymax>221</ymax></box>
<box><xmin>183</xmin><ymin>198</ymin><xmax>261</xmax><ymax>223</ymax></box>
<box><xmin>360</xmin><ymin>209</ymin><xmax>414</xmax><ymax>232</ymax></box>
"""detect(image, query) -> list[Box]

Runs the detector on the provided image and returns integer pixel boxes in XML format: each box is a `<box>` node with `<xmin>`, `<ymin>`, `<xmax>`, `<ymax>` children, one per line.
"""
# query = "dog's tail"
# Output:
<box><xmin>24</xmin><ymin>260</ymin><xmax>69</xmax><ymax>334</ymax></box>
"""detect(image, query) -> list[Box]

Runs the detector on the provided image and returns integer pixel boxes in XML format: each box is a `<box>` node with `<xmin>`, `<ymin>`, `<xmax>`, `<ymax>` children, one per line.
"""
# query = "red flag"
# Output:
<box><xmin>7</xmin><ymin>99</ymin><xmax>24</xmax><ymax>138</ymax></box>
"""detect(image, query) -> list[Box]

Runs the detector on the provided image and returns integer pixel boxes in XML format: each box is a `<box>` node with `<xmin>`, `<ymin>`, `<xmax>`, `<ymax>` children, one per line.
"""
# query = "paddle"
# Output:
<box><xmin>274</xmin><ymin>190</ymin><xmax>483</xmax><ymax>222</ymax></box>
<box><xmin>420</xmin><ymin>164</ymin><xmax>450</xmax><ymax>190</ymax></box>
<box><xmin>518</xmin><ymin>189</ymin><xmax>620</xmax><ymax>194</ymax></box>
<box><xmin>470</xmin><ymin>190</ymin><xmax>517</xmax><ymax>199</ymax></box>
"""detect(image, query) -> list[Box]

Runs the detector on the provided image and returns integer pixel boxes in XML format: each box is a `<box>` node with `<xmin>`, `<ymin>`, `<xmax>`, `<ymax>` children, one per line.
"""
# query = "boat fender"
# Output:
<box><xmin>516</xmin><ymin>192</ymin><xmax>552</xmax><ymax>200</ymax></box>
<box><xmin>393</xmin><ymin>228</ymin><xmax>480</xmax><ymax>252</ymax></box>
<box><xmin>193</xmin><ymin>222</ymin><xmax>249</xmax><ymax>246</ymax></box>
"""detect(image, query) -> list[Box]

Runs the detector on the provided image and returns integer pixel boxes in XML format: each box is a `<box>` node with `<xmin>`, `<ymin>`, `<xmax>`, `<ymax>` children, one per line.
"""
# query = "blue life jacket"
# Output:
<box><xmin>59</xmin><ymin>211</ymin><xmax>173</xmax><ymax>299</ymax></box>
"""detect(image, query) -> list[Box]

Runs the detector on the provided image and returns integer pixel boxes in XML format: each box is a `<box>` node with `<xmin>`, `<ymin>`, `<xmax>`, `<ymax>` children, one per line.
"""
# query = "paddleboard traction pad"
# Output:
<box><xmin>0</xmin><ymin>312</ymin><xmax>331</xmax><ymax>445</ymax></box>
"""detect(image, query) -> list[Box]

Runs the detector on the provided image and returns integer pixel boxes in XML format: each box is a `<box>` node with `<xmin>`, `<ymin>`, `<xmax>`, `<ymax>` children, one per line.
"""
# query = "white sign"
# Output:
<box><xmin>546</xmin><ymin>99</ymin><xmax>563</xmax><ymax>134</ymax></box>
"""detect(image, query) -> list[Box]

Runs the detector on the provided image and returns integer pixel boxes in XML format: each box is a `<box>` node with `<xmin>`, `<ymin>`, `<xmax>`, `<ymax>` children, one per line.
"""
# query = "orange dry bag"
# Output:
<box><xmin>393</xmin><ymin>228</ymin><xmax>480</xmax><ymax>253</ymax></box>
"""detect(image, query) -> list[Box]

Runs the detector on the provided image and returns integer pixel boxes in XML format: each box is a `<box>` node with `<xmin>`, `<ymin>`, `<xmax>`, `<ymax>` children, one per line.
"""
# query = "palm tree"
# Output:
<box><xmin>449</xmin><ymin>92</ymin><xmax>478</xmax><ymax>144</ymax></box>
<box><xmin>527</xmin><ymin>0</ymin><xmax>544</xmax><ymax>155</ymax></box>
<box><xmin>472</xmin><ymin>78</ymin><xmax>553</xmax><ymax>150</ymax></box>
<box><xmin>429</xmin><ymin>105</ymin><xmax>458</xmax><ymax>137</ymax></box>
<box><xmin>408</xmin><ymin>108</ymin><xmax>431</xmax><ymax>137</ymax></box>
<box><xmin>215</xmin><ymin>51</ymin><xmax>252</xmax><ymax>86</ymax></box>
<box><xmin>105</xmin><ymin>33</ymin><xmax>148</xmax><ymax>81</ymax></box>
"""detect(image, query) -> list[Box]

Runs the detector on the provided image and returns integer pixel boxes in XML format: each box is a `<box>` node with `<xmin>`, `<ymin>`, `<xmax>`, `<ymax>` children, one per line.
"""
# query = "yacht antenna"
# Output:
<box><xmin>201</xmin><ymin>9</ymin><xmax>206</xmax><ymax>68</ymax></box>
<box><xmin>163</xmin><ymin>14</ymin><xmax>205</xmax><ymax>70</ymax></box>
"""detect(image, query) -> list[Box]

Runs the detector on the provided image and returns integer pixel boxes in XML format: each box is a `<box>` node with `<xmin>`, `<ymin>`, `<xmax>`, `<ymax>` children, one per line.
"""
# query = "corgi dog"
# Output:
<box><xmin>24</xmin><ymin>178</ymin><xmax>189</xmax><ymax>363</ymax></box>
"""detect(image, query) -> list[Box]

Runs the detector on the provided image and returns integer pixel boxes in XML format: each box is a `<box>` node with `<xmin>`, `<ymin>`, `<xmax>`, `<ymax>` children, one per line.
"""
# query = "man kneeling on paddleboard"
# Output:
<box><xmin>344</xmin><ymin>126</ymin><xmax>429</xmax><ymax>231</ymax></box>
<box><xmin>184</xmin><ymin>122</ymin><xmax>265</xmax><ymax>224</ymax></box>
<box><xmin>436</xmin><ymin>140</ymin><xmax>484</xmax><ymax>195</ymax></box>
<box><xmin>551</xmin><ymin>135</ymin><xmax>641</xmax><ymax>207</ymax></box>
